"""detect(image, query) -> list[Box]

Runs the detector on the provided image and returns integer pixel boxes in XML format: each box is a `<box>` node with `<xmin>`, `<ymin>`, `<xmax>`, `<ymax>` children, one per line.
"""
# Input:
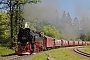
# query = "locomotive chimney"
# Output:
<box><xmin>25</xmin><ymin>22</ymin><xmax>30</xmax><ymax>28</ymax></box>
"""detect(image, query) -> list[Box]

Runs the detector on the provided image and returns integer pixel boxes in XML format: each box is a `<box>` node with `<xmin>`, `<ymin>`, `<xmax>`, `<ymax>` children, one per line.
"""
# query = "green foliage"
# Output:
<box><xmin>80</xmin><ymin>32</ymin><xmax>90</xmax><ymax>41</ymax></box>
<box><xmin>27</xmin><ymin>20</ymin><xmax>62</xmax><ymax>39</ymax></box>
<box><xmin>19</xmin><ymin>0</ymin><xmax>42</xmax><ymax>3</ymax></box>
<box><xmin>42</xmin><ymin>25</ymin><xmax>60</xmax><ymax>38</ymax></box>
<box><xmin>60</xmin><ymin>34</ymin><xmax>67</xmax><ymax>39</ymax></box>
<box><xmin>29</xmin><ymin>19</ymin><xmax>37</xmax><ymax>31</ymax></box>
<box><xmin>0</xmin><ymin>47</ymin><xmax>15</xmax><ymax>58</ymax></box>
<box><xmin>0</xmin><ymin>11</ymin><xmax>10</xmax><ymax>44</ymax></box>
<box><xmin>36</xmin><ymin>20</ymin><xmax>50</xmax><ymax>31</ymax></box>
<box><xmin>28</xmin><ymin>20</ymin><xmax>50</xmax><ymax>32</ymax></box>
<box><xmin>0</xmin><ymin>0</ymin><xmax>42</xmax><ymax>48</ymax></box>
<box><xmin>29</xmin><ymin>0</ymin><xmax>42</xmax><ymax>3</ymax></box>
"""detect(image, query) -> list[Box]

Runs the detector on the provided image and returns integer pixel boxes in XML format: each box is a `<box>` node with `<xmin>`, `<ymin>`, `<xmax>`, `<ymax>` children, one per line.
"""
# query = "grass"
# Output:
<box><xmin>0</xmin><ymin>46</ymin><xmax>15</xmax><ymax>58</ymax></box>
<box><xmin>82</xmin><ymin>46</ymin><xmax>90</xmax><ymax>54</ymax></box>
<box><xmin>31</xmin><ymin>48</ymin><xmax>84</xmax><ymax>60</ymax></box>
<box><xmin>31</xmin><ymin>53</ymin><xmax>47</xmax><ymax>60</ymax></box>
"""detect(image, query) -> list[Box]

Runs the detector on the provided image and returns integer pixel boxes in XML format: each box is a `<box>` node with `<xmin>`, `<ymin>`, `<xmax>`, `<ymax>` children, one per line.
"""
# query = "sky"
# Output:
<box><xmin>1</xmin><ymin>0</ymin><xmax>90</xmax><ymax>20</ymax></box>
<box><xmin>23</xmin><ymin>0</ymin><xmax>90</xmax><ymax>39</ymax></box>
<box><xmin>41</xmin><ymin>0</ymin><xmax>90</xmax><ymax>20</ymax></box>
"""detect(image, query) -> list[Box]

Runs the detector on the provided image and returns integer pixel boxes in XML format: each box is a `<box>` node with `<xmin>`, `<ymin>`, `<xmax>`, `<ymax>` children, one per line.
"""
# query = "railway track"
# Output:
<box><xmin>0</xmin><ymin>51</ymin><xmax>44</xmax><ymax>60</ymax></box>
<box><xmin>0</xmin><ymin>54</ymin><xmax>37</xmax><ymax>60</ymax></box>
<box><xmin>73</xmin><ymin>48</ymin><xmax>90</xmax><ymax>58</ymax></box>
<box><xmin>0</xmin><ymin>55</ymin><xmax>21</xmax><ymax>60</ymax></box>
<box><xmin>0</xmin><ymin>54</ymin><xmax>38</xmax><ymax>60</ymax></box>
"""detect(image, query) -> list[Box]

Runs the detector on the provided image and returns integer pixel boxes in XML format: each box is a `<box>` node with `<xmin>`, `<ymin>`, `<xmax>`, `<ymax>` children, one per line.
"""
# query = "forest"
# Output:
<box><xmin>0</xmin><ymin>0</ymin><xmax>90</xmax><ymax>48</ymax></box>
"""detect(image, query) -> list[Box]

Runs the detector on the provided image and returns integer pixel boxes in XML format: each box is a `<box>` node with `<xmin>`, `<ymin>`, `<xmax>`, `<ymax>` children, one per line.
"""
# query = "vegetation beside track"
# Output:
<box><xmin>0</xmin><ymin>47</ymin><xmax>15</xmax><ymax>58</ymax></box>
<box><xmin>31</xmin><ymin>48</ymin><xmax>83</xmax><ymax>60</ymax></box>
<box><xmin>82</xmin><ymin>46</ymin><xmax>90</xmax><ymax>54</ymax></box>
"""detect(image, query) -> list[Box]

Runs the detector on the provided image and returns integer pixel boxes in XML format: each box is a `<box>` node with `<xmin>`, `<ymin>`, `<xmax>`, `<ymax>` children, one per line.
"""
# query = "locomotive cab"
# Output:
<box><xmin>33</xmin><ymin>33</ymin><xmax>44</xmax><ymax>52</ymax></box>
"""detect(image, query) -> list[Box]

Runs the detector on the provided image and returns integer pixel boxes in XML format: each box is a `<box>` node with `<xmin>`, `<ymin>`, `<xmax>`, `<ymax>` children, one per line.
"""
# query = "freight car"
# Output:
<box><xmin>15</xmin><ymin>22</ymin><xmax>90</xmax><ymax>55</ymax></box>
<box><xmin>43</xmin><ymin>37</ymin><xmax>90</xmax><ymax>50</ymax></box>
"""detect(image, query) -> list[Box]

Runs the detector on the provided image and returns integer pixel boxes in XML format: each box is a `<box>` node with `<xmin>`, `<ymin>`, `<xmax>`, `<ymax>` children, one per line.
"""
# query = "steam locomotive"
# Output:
<box><xmin>15</xmin><ymin>22</ymin><xmax>44</xmax><ymax>55</ymax></box>
<box><xmin>15</xmin><ymin>22</ymin><xmax>90</xmax><ymax>55</ymax></box>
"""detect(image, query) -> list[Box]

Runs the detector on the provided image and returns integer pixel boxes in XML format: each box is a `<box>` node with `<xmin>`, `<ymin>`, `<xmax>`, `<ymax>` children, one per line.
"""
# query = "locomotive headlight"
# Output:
<box><xmin>17</xmin><ymin>42</ymin><xmax>20</xmax><ymax>44</ymax></box>
<box><xmin>27</xmin><ymin>42</ymin><xmax>29</xmax><ymax>44</ymax></box>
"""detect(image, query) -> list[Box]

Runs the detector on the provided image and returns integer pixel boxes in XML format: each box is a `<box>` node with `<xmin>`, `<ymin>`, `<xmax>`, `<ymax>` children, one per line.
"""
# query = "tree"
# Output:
<box><xmin>42</xmin><ymin>25</ymin><xmax>60</xmax><ymax>38</ymax></box>
<box><xmin>80</xmin><ymin>30</ymin><xmax>90</xmax><ymax>41</ymax></box>
<box><xmin>0</xmin><ymin>0</ymin><xmax>42</xmax><ymax>48</ymax></box>
<box><xmin>66</xmin><ymin>12</ymin><xmax>72</xmax><ymax>25</ymax></box>
<box><xmin>29</xmin><ymin>19</ymin><xmax>37</xmax><ymax>31</ymax></box>
<box><xmin>80</xmin><ymin>17</ymin><xmax>90</xmax><ymax>33</ymax></box>
<box><xmin>72</xmin><ymin>17</ymin><xmax>80</xmax><ymax>39</ymax></box>
<box><xmin>73</xmin><ymin>17</ymin><xmax>79</xmax><ymax>31</ymax></box>
<box><xmin>0</xmin><ymin>0</ymin><xmax>42</xmax><ymax>36</ymax></box>
<box><xmin>60</xmin><ymin>11</ymin><xmax>76</xmax><ymax>39</ymax></box>
<box><xmin>59</xmin><ymin>11</ymin><xmax>67</xmax><ymax>34</ymax></box>
<box><xmin>0</xmin><ymin>11</ymin><xmax>10</xmax><ymax>46</ymax></box>
<box><xmin>36</xmin><ymin>20</ymin><xmax>50</xmax><ymax>31</ymax></box>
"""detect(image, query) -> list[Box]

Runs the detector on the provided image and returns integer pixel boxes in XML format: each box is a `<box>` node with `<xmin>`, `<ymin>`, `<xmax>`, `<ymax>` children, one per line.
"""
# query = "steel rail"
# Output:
<box><xmin>73</xmin><ymin>48</ymin><xmax>90</xmax><ymax>58</ymax></box>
